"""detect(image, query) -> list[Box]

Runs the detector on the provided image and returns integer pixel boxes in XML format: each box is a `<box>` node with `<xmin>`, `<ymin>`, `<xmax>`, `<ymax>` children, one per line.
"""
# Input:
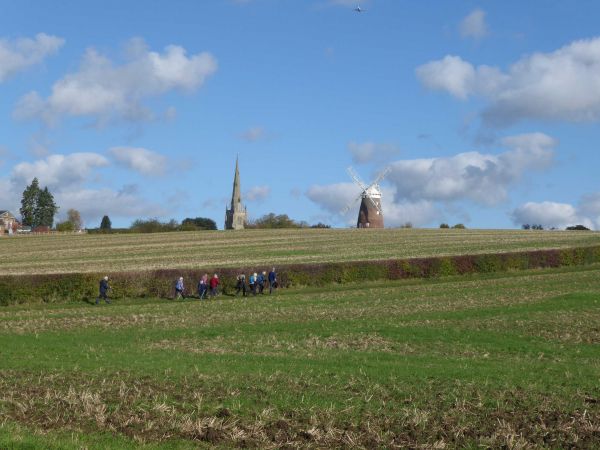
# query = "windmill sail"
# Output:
<box><xmin>343</xmin><ymin>166</ymin><xmax>390</xmax><ymax>229</ymax></box>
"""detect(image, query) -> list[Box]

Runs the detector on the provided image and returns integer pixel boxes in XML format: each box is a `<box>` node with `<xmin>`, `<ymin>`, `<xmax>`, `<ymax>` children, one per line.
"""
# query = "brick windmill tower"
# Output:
<box><xmin>225</xmin><ymin>156</ymin><xmax>247</xmax><ymax>230</ymax></box>
<box><xmin>343</xmin><ymin>166</ymin><xmax>391</xmax><ymax>228</ymax></box>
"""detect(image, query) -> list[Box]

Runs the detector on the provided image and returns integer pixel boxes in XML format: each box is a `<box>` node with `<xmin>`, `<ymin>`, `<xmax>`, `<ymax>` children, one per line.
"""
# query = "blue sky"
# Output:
<box><xmin>1</xmin><ymin>0</ymin><xmax>599</xmax><ymax>229</ymax></box>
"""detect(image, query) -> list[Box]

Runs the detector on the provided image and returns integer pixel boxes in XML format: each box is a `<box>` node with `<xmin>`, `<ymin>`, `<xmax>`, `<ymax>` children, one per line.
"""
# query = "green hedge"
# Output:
<box><xmin>1</xmin><ymin>245</ymin><xmax>600</xmax><ymax>306</ymax></box>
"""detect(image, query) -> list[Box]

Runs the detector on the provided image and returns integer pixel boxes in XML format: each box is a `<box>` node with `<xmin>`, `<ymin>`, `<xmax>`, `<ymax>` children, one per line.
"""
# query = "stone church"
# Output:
<box><xmin>224</xmin><ymin>157</ymin><xmax>247</xmax><ymax>230</ymax></box>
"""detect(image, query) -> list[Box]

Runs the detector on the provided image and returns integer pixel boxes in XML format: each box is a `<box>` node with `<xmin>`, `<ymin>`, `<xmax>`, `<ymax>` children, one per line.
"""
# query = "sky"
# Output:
<box><xmin>1</xmin><ymin>0</ymin><xmax>600</xmax><ymax>230</ymax></box>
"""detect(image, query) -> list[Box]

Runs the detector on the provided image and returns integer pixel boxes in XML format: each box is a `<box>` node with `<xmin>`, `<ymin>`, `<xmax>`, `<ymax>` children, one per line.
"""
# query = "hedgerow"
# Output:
<box><xmin>1</xmin><ymin>245</ymin><xmax>600</xmax><ymax>305</ymax></box>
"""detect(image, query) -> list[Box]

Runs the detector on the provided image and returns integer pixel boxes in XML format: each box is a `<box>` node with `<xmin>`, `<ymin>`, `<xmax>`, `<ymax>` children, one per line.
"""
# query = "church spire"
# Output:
<box><xmin>225</xmin><ymin>156</ymin><xmax>247</xmax><ymax>230</ymax></box>
<box><xmin>231</xmin><ymin>155</ymin><xmax>241</xmax><ymax>210</ymax></box>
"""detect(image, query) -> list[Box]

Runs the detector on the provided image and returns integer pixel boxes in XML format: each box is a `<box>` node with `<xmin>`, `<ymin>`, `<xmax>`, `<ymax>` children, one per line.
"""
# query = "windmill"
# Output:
<box><xmin>342</xmin><ymin>166</ymin><xmax>391</xmax><ymax>228</ymax></box>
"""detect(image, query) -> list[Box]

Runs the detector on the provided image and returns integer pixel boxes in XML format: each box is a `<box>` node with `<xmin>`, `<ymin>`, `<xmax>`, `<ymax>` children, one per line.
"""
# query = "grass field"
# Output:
<box><xmin>1</xmin><ymin>264</ymin><xmax>599</xmax><ymax>448</ymax></box>
<box><xmin>3</xmin><ymin>228</ymin><xmax>600</xmax><ymax>275</ymax></box>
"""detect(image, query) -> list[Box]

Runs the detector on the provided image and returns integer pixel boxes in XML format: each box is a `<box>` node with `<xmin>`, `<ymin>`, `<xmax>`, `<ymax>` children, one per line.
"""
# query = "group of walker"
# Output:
<box><xmin>175</xmin><ymin>273</ymin><xmax>221</xmax><ymax>300</ymax></box>
<box><xmin>175</xmin><ymin>267</ymin><xmax>277</xmax><ymax>300</ymax></box>
<box><xmin>97</xmin><ymin>268</ymin><xmax>278</xmax><ymax>304</ymax></box>
<box><xmin>172</xmin><ymin>267</ymin><xmax>278</xmax><ymax>300</ymax></box>
<box><xmin>233</xmin><ymin>269</ymin><xmax>278</xmax><ymax>297</ymax></box>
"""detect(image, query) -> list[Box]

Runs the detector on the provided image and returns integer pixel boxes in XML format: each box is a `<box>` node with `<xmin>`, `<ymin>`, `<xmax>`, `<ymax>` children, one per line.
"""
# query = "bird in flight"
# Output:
<box><xmin>354</xmin><ymin>4</ymin><xmax>363</xmax><ymax>13</ymax></box>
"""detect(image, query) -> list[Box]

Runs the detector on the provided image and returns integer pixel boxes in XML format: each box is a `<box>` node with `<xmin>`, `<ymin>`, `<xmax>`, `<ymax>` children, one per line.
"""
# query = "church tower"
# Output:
<box><xmin>225</xmin><ymin>157</ymin><xmax>247</xmax><ymax>230</ymax></box>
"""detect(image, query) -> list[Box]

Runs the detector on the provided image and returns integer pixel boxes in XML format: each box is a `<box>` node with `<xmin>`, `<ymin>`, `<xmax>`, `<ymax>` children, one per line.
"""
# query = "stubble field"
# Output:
<box><xmin>1</xmin><ymin>262</ymin><xmax>600</xmax><ymax>448</ymax></box>
<box><xmin>3</xmin><ymin>228</ymin><xmax>600</xmax><ymax>275</ymax></box>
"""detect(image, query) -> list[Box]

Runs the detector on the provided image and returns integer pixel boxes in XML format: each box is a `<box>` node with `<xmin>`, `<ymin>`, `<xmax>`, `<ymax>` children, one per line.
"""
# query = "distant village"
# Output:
<box><xmin>1</xmin><ymin>158</ymin><xmax>332</xmax><ymax>236</ymax></box>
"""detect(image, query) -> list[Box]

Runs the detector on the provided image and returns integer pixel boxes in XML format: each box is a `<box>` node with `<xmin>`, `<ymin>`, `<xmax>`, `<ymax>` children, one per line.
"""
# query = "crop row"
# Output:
<box><xmin>3</xmin><ymin>228</ymin><xmax>600</xmax><ymax>275</ymax></box>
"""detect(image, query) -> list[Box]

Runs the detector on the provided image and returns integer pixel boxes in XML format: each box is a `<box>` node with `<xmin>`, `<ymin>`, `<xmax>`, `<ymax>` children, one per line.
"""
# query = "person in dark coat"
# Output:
<box><xmin>257</xmin><ymin>271</ymin><xmax>266</xmax><ymax>294</ymax></box>
<box><xmin>197</xmin><ymin>274</ymin><xmax>208</xmax><ymax>300</ymax></box>
<box><xmin>268</xmin><ymin>267</ymin><xmax>277</xmax><ymax>294</ymax></box>
<box><xmin>96</xmin><ymin>276</ymin><xmax>111</xmax><ymax>305</ymax></box>
<box><xmin>235</xmin><ymin>274</ymin><xmax>247</xmax><ymax>297</ymax></box>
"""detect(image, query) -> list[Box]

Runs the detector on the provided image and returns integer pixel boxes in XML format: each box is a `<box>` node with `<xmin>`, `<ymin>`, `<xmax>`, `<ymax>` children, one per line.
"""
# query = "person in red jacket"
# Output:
<box><xmin>209</xmin><ymin>274</ymin><xmax>219</xmax><ymax>298</ymax></box>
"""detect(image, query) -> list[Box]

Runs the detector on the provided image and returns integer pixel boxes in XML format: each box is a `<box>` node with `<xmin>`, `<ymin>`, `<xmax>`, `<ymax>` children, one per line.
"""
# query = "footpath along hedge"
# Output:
<box><xmin>1</xmin><ymin>245</ymin><xmax>600</xmax><ymax>305</ymax></box>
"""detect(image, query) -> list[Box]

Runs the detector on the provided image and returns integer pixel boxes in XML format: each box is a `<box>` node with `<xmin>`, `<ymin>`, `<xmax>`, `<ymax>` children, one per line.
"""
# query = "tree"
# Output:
<box><xmin>56</xmin><ymin>221</ymin><xmax>75</xmax><ymax>232</ymax></box>
<box><xmin>440</xmin><ymin>223</ymin><xmax>450</xmax><ymax>228</ymax></box>
<box><xmin>20</xmin><ymin>178</ymin><xmax>41</xmax><ymax>227</ymax></box>
<box><xmin>100</xmin><ymin>215</ymin><xmax>112</xmax><ymax>231</ymax></box>
<box><xmin>247</xmin><ymin>213</ymin><xmax>303</xmax><ymax>229</ymax></box>
<box><xmin>181</xmin><ymin>217</ymin><xmax>217</xmax><ymax>230</ymax></box>
<box><xmin>452</xmin><ymin>224</ymin><xmax>466</xmax><ymax>229</ymax></box>
<box><xmin>67</xmin><ymin>209</ymin><xmax>83</xmax><ymax>230</ymax></box>
<box><xmin>36</xmin><ymin>187</ymin><xmax>58</xmax><ymax>227</ymax></box>
<box><xmin>522</xmin><ymin>224</ymin><xmax>531</xmax><ymax>230</ymax></box>
<box><xmin>566</xmin><ymin>224</ymin><xmax>590</xmax><ymax>231</ymax></box>
<box><xmin>20</xmin><ymin>179</ymin><xmax>58</xmax><ymax>228</ymax></box>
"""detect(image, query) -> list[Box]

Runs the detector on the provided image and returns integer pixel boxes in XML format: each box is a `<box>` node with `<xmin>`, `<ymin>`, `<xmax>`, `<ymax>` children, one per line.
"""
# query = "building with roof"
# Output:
<box><xmin>0</xmin><ymin>210</ymin><xmax>17</xmax><ymax>234</ymax></box>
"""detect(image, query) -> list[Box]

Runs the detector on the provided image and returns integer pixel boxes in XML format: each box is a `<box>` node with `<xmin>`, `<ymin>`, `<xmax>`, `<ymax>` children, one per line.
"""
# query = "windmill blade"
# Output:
<box><xmin>347</xmin><ymin>166</ymin><xmax>368</xmax><ymax>191</ymax></box>
<box><xmin>341</xmin><ymin>193</ymin><xmax>362</xmax><ymax>214</ymax></box>
<box><xmin>370</xmin><ymin>166</ymin><xmax>391</xmax><ymax>188</ymax></box>
<box><xmin>366</xmin><ymin>194</ymin><xmax>383</xmax><ymax>214</ymax></box>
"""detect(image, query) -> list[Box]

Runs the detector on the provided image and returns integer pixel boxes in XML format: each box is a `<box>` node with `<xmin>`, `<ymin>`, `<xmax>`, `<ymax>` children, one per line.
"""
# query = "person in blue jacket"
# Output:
<box><xmin>96</xmin><ymin>276</ymin><xmax>111</xmax><ymax>305</ymax></box>
<box><xmin>175</xmin><ymin>276</ymin><xmax>185</xmax><ymax>299</ymax></box>
<box><xmin>257</xmin><ymin>271</ymin><xmax>265</xmax><ymax>294</ymax></box>
<box><xmin>268</xmin><ymin>268</ymin><xmax>277</xmax><ymax>294</ymax></box>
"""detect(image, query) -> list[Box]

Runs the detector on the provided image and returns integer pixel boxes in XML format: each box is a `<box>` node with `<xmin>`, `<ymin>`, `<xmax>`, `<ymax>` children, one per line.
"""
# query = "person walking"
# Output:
<box><xmin>175</xmin><ymin>276</ymin><xmax>185</xmax><ymax>299</ymax></box>
<box><xmin>197</xmin><ymin>274</ymin><xmax>208</xmax><ymax>300</ymax></box>
<box><xmin>257</xmin><ymin>271</ymin><xmax>266</xmax><ymax>294</ymax></box>
<box><xmin>209</xmin><ymin>274</ymin><xmax>220</xmax><ymax>298</ymax></box>
<box><xmin>268</xmin><ymin>267</ymin><xmax>277</xmax><ymax>294</ymax></box>
<box><xmin>96</xmin><ymin>276</ymin><xmax>111</xmax><ymax>305</ymax></box>
<box><xmin>249</xmin><ymin>272</ymin><xmax>257</xmax><ymax>296</ymax></box>
<box><xmin>235</xmin><ymin>274</ymin><xmax>247</xmax><ymax>297</ymax></box>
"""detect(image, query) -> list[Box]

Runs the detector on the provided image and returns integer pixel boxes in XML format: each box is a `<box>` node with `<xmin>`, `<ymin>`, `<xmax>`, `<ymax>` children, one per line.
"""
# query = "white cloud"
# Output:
<box><xmin>245</xmin><ymin>185</ymin><xmax>271</xmax><ymax>202</ymax></box>
<box><xmin>11</xmin><ymin>153</ymin><xmax>109</xmax><ymax>190</ymax></box>
<box><xmin>459</xmin><ymin>9</ymin><xmax>488</xmax><ymax>39</ymax></box>
<box><xmin>305</xmin><ymin>182</ymin><xmax>440</xmax><ymax>227</ymax></box>
<box><xmin>14</xmin><ymin>38</ymin><xmax>217</xmax><ymax>125</ymax></box>
<box><xmin>238</xmin><ymin>126</ymin><xmax>266</xmax><ymax>142</ymax></box>
<box><xmin>511</xmin><ymin>202</ymin><xmax>591</xmax><ymax>229</ymax></box>
<box><xmin>1</xmin><ymin>153</ymin><xmax>166</xmax><ymax>225</ymax></box>
<box><xmin>416</xmin><ymin>36</ymin><xmax>600</xmax><ymax>126</ymax></box>
<box><xmin>416</xmin><ymin>55</ymin><xmax>505</xmax><ymax>100</ymax></box>
<box><xmin>348</xmin><ymin>141</ymin><xmax>401</xmax><ymax>164</ymax></box>
<box><xmin>56</xmin><ymin>187</ymin><xmax>167</xmax><ymax>225</ymax></box>
<box><xmin>306</xmin><ymin>182</ymin><xmax>361</xmax><ymax>217</ymax></box>
<box><xmin>511</xmin><ymin>192</ymin><xmax>600</xmax><ymax>230</ymax></box>
<box><xmin>579</xmin><ymin>192</ymin><xmax>600</xmax><ymax>218</ymax></box>
<box><xmin>388</xmin><ymin>132</ymin><xmax>555</xmax><ymax>206</ymax></box>
<box><xmin>109</xmin><ymin>147</ymin><xmax>167</xmax><ymax>176</ymax></box>
<box><xmin>307</xmin><ymin>133</ymin><xmax>556</xmax><ymax>227</ymax></box>
<box><xmin>0</xmin><ymin>33</ymin><xmax>64</xmax><ymax>82</ymax></box>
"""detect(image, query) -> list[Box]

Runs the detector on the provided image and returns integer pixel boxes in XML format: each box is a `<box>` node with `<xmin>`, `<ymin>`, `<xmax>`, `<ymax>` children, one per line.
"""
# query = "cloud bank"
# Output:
<box><xmin>307</xmin><ymin>133</ymin><xmax>556</xmax><ymax>227</ymax></box>
<box><xmin>0</xmin><ymin>33</ymin><xmax>64</xmax><ymax>82</ymax></box>
<box><xmin>511</xmin><ymin>193</ymin><xmax>600</xmax><ymax>230</ymax></box>
<box><xmin>417</xmin><ymin>37</ymin><xmax>600</xmax><ymax>126</ymax></box>
<box><xmin>14</xmin><ymin>38</ymin><xmax>217</xmax><ymax>125</ymax></box>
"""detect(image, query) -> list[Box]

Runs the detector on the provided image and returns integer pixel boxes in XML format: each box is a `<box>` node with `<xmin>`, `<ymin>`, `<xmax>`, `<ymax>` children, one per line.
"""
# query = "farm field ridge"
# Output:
<box><xmin>3</xmin><ymin>228</ymin><xmax>600</xmax><ymax>275</ymax></box>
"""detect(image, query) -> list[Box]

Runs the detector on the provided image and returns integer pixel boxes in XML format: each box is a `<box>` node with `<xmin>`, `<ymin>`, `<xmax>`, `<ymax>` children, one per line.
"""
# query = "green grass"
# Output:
<box><xmin>3</xmin><ymin>227</ymin><xmax>600</xmax><ymax>274</ymax></box>
<box><xmin>1</xmin><ymin>264</ymin><xmax>600</xmax><ymax>448</ymax></box>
